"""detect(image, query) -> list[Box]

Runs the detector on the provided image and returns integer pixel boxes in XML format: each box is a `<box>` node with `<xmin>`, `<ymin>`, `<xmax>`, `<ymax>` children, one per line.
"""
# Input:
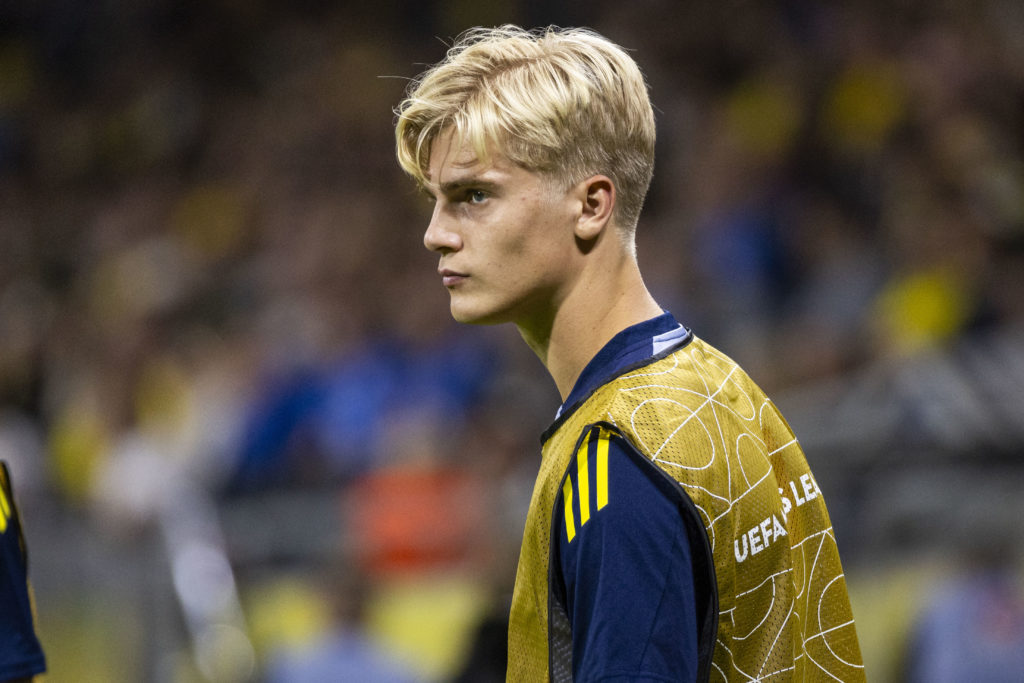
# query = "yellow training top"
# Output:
<box><xmin>508</xmin><ymin>336</ymin><xmax>865</xmax><ymax>681</ymax></box>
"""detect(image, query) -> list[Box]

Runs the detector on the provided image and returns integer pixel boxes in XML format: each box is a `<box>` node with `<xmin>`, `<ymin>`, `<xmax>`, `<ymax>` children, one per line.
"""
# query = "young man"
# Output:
<box><xmin>395</xmin><ymin>26</ymin><xmax>864</xmax><ymax>682</ymax></box>
<box><xmin>0</xmin><ymin>462</ymin><xmax>46</xmax><ymax>683</ymax></box>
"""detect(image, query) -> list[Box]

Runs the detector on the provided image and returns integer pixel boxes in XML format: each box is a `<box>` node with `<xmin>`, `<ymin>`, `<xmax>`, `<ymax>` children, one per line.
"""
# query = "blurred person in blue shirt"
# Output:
<box><xmin>907</xmin><ymin>536</ymin><xmax>1024</xmax><ymax>683</ymax></box>
<box><xmin>265</xmin><ymin>566</ymin><xmax>421</xmax><ymax>683</ymax></box>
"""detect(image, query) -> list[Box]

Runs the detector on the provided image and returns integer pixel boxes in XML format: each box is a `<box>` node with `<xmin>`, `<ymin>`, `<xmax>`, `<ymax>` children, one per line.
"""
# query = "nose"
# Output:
<box><xmin>423</xmin><ymin>203</ymin><xmax>462</xmax><ymax>253</ymax></box>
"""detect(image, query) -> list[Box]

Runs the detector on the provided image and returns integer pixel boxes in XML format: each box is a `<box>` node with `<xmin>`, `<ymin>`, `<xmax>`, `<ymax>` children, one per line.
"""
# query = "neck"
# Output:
<box><xmin>517</xmin><ymin>254</ymin><xmax>662</xmax><ymax>402</ymax></box>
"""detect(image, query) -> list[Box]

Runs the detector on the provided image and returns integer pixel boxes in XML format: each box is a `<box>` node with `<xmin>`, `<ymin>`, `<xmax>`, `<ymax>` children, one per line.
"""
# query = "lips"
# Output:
<box><xmin>439</xmin><ymin>268</ymin><xmax>468</xmax><ymax>287</ymax></box>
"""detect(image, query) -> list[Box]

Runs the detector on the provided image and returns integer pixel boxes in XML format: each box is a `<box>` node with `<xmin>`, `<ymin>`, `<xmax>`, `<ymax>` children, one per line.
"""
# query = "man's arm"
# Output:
<box><xmin>551</xmin><ymin>427</ymin><xmax>700</xmax><ymax>682</ymax></box>
<box><xmin>0</xmin><ymin>463</ymin><xmax>47</xmax><ymax>683</ymax></box>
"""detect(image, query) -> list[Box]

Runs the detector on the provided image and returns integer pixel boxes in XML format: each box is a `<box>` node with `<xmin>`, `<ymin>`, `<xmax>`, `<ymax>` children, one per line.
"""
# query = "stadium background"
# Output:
<box><xmin>2</xmin><ymin>0</ymin><xmax>1023</xmax><ymax>680</ymax></box>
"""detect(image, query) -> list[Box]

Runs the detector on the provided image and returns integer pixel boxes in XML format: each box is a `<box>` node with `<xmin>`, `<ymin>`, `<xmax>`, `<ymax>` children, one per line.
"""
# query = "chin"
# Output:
<box><xmin>450</xmin><ymin>309</ymin><xmax>500</xmax><ymax>326</ymax></box>
<box><xmin>449</xmin><ymin>299</ymin><xmax>509</xmax><ymax>326</ymax></box>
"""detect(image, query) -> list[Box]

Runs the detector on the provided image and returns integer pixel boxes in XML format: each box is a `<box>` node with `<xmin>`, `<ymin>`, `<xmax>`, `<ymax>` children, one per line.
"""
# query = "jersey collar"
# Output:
<box><xmin>555</xmin><ymin>311</ymin><xmax>691</xmax><ymax>422</ymax></box>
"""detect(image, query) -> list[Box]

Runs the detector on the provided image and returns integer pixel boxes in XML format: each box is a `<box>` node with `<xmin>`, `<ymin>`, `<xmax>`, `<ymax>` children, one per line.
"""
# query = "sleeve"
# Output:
<box><xmin>550</xmin><ymin>426</ymin><xmax>699</xmax><ymax>683</ymax></box>
<box><xmin>0</xmin><ymin>463</ymin><xmax>47</xmax><ymax>682</ymax></box>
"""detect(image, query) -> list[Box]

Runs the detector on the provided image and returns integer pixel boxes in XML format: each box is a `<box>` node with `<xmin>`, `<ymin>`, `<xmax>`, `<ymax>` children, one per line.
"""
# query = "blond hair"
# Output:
<box><xmin>394</xmin><ymin>25</ymin><xmax>656</xmax><ymax>232</ymax></box>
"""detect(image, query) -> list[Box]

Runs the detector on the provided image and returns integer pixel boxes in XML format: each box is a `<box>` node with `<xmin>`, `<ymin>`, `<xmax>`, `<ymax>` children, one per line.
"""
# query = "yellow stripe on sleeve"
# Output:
<box><xmin>562</xmin><ymin>476</ymin><xmax>576</xmax><ymax>542</ymax></box>
<box><xmin>0</xmin><ymin>487</ymin><xmax>9</xmax><ymax>533</ymax></box>
<box><xmin>576</xmin><ymin>435</ymin><xmax>590</xmax><ymax>526</ymax></box>
<box><xmin>596</xmin><ymin>432</ymin><xmax>609</xmax><ymax>511</ymax></box>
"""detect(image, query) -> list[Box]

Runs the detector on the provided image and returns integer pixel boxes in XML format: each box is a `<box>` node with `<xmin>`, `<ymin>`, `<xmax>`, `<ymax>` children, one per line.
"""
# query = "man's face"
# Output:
<box><xmin>422</xmin><ymin>129</ymin><xmax>581</xmax><ymax>329</ymax></box>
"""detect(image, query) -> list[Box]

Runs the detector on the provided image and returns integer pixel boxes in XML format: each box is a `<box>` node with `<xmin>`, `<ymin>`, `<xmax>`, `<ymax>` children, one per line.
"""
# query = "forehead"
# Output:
<box><xmin>422</xmin><ymin>128</ymin><xmax>566</xmax><ymax>202</ymax></box>
<box><xmin>425</xmin><ymin>128</ymin><xmax>513</xmax><ymax>184</ymax></box>
<box><xmin>427</xmin><ymin>129</ymin><xmax>481</xmax><ymax>170</ymax></box>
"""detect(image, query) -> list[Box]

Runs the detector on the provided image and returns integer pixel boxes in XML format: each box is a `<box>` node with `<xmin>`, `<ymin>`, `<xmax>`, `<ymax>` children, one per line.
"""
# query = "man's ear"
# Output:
<box><xmin>574</xmin><ymin>175</ymin><xmax>615</xmax><ymax>241</ymax></box>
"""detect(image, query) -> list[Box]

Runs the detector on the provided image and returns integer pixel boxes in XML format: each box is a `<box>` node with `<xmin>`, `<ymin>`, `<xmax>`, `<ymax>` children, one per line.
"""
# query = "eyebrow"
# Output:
<box><xmin>423</xmin><ymin>177</ymin><xmax>500</xmax><ymax>199</ymax></box>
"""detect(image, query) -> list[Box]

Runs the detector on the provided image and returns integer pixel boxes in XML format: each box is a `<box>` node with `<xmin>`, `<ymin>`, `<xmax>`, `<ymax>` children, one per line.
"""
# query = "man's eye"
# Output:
<box><xmin>467</xmin><ymin>190</ymin><xmax>487</xmax><ymax>204</ymax></box>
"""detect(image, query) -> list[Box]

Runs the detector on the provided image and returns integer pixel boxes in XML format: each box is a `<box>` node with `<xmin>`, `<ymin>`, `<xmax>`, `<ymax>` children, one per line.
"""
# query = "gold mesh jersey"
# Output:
<box><xmin>507</xmin><ymin>336</ymin><xmax>864</xmax><ymax>682</ymax></box>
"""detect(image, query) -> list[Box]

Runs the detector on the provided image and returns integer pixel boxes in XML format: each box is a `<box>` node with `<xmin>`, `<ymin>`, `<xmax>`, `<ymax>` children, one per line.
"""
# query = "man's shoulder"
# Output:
<box><xmin>543</xmin><ymin>334</ymin><xmax>773</xmax><ymax>462</ymax></box>
<box><xmin>594</xmin><ymin>335</ymin><xmax>757</xmax><ymax>408</ymax></box>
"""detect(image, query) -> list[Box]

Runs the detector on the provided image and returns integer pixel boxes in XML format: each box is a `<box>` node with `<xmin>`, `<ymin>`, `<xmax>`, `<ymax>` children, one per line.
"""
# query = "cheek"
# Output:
<box><xmin>518</xmin><ymin>236</ymin><xmax>572</xmax><ymax>286</ymax></box>
<box><xmin>482</xmin><ymin>213</ymin><xmax>534</xmax><ymax>261</ymax></box>
<box><xmin>486</xmin><ymin>201</ymin><xmax>572</xmax><ymax>274</ymax></box>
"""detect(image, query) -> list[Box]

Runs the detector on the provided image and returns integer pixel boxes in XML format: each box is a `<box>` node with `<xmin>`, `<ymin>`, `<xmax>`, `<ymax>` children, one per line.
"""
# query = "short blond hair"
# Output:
<box><xmin>394</xmin><ymin>25</ymin><xmax>656</xmax><ymax>232</ymax></box>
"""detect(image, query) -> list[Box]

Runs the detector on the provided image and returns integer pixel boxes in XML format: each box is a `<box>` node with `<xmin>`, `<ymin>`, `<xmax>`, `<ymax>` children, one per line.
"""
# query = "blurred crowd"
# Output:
<box><xmin>1</xmin><ymin>0</ymin><xmax>1023</xmax><ymax>681</ymax></box>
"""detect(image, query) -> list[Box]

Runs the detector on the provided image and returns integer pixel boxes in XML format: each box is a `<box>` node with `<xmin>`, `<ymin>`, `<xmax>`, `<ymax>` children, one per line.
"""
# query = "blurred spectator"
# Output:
<box><xmin>905</xmin><ymin>537</ymin><xmax>1024</xmax><ymax>683</ymax></box>
<box><xmin>265</xmin><ymin>566</ymin><xmax>423</xmax><ymax>683</ymax></box>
